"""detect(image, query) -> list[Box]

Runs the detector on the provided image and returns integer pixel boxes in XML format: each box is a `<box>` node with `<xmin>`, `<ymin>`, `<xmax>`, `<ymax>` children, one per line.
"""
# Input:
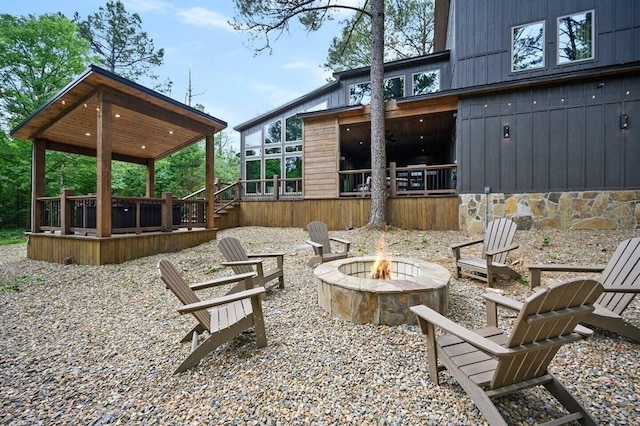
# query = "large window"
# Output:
<box><xmin>285</xmin><ymin>115</ymin><xmax>302</xmax><ymax>142</ymax></box>
<box><xmin>264</xmin><ymin>158</ymin><xmax>281</xmax><ymax>193</ymax></box>
<box><xmin>285</xmin><ymin>156</ymin><xmax>302</xmax><ymax>193</ymax></box>
<box><xmin>558</xmin><ymin>10</ymin><xmax>594</xmax><ymax>64</ymax></box>
<box><xmin>511</xmin><ymin>21</ymin><xmax>545</xmax><ymax>72</ymax></box>
<box><xmin>349</xmin><ymin>76</ymin><xmax>406</xmax><ymax>105</ymax></box>
<box><xmin>412</xmin><ymin>70</ymin><xmax>440</xmax><ymax>95</ymax></box>
<box><xmin>245</xmin><ymin>159</ymin><xmax>261</xmax><ymax>193</ymax></box>
<box><xmin>264</xmin><ymin>119</ymin><xmax>281</xmax><ymax>145</ymax></box>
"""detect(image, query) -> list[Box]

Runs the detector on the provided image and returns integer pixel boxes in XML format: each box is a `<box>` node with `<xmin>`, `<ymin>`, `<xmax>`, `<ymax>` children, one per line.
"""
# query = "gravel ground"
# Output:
<box><xmin>0</xmin><ymin>226</ymin><xmax>638</xmax><ymax>425</ymax></box>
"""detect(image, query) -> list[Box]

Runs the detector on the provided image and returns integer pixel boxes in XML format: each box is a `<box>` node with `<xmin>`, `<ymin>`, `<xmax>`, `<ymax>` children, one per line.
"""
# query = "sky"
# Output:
<box><xmin>2</xmin><ymin>0</ymin><xmax>355</xmax><ymax>148</ymax></box>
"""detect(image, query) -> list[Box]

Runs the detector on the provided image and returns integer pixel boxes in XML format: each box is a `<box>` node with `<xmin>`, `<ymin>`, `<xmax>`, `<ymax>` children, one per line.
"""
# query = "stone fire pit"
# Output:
<box><xmin>314</xmin><ymin>256</ymin><xmax>450</xmax><ymax>325</ymax></box>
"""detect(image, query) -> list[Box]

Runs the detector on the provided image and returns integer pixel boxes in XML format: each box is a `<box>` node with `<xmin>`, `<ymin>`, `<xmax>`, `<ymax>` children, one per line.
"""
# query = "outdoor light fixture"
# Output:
<box><xmin>503</xmin><ymin>125</ymin><xmax>510</xmax><ymax>138</ymax></box>
<box><xmin>620</xmin><ymin>114</ymin><xmax>629</xmax><ymax>129</ymax></box>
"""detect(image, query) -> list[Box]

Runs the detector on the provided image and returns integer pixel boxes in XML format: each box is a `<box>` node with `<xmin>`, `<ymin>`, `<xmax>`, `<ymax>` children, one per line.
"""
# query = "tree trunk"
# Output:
<box><xmin>368</xmin><ymin>0</ymin><xmax>387</xmax><ymax>229</ymax></box>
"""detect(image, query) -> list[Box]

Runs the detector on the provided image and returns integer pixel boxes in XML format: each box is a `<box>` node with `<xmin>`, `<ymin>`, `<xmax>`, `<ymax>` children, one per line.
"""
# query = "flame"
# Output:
<box><xmin>371</xmin><ymin>234</ymin><xmax>393</xmax><ymax>280</ymax></box>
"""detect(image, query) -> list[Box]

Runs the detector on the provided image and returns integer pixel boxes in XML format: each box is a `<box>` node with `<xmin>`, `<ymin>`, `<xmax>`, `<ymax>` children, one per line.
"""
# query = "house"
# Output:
<box><xmin>234</xmin><ymin>0</ymin><xmax>640</xmax><ymax>232</ymax></box>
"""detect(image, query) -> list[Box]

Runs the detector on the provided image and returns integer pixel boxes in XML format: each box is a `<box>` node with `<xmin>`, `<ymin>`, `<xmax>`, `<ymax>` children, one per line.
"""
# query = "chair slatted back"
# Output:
<box><xmin>218</xmin><ymin>237</ymin><xmax>253</xmax><ymax>275</ymax></box>
<box><xmin>307</xmin><ymin>221</ymin><xmax>332</xmax><ymax>255</ymax></box>
<box><xmin>158</xmin><ymin>260</ymin><xmax>211</xmax><ymax>333</ymax></box>
<box><xmin>598</xmin><ymin>238</ymin><xmax>640</xmax><ymax>315</ymax></box>
<box><xmin>491</xmin><ymin>278</ymin><xmax>603</xmax><ymax>389</ymax></box>
<box><xmin>483</xmin><ymin>218</ymin><xmax>517</xmax><ymax>265</ymax></box>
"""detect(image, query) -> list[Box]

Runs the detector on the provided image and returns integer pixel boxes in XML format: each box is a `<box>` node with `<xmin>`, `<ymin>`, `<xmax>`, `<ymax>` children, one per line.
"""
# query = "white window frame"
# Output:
<box><xmin>557</xmin><ymin>10</ymin><xmax>595</xmax><ymax>65</ymax></box>
<box><xmin>511</xmin><ymin>20</ymin><xmax>546</xmax><ymax>72</ymax></box>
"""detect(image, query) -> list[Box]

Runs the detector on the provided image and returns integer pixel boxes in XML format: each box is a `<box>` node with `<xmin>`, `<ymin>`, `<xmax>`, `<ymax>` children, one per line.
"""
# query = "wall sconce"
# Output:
<box><xmin>620</xmin><ymin>114</ymin><xmax>629</xmax><ymax>129</ymax></box>
<box><xmin>503</xmin><ymin>125</ymin><xmax>510</xmax><ymax>138</ymax></box>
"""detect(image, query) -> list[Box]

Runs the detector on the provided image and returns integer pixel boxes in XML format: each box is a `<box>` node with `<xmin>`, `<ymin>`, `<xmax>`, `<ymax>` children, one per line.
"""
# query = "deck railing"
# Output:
<box><xmin>36</xmin><ymin>190</ymin><xmax>207</xmax><ymax>235</ymax></box>
<box><xmin>339</xmin><ymin>163</ymin><xmax>457</xmax><ymax>197</ymax></box>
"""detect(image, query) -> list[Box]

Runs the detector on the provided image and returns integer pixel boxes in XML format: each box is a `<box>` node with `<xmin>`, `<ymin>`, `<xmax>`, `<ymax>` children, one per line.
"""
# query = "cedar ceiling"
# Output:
<box><xmin>11</xmin><ymin>65</ymin><xmax>227</xmax><ymax>164</ymax></box>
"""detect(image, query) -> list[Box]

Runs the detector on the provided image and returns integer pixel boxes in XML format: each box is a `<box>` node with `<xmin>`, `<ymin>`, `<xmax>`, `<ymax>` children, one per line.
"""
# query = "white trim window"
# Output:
<box><xmin>348</xmin><ymin>76</ymin><xmax>405</xmax><ymax>106</ymax></box>
<box><xmin>557</xmin><ymin>10</ymin><xmax>594</xmax><ymax>65</ymax></box>
<box><xmin>412</xmin><ymin>70</ymin><xmax>440</xmax><ymax>95</ymax></box>
<box><xmin>511</xmin><ymin>20</ymin><xmax>545</xmax><ymax>72</ymax></box>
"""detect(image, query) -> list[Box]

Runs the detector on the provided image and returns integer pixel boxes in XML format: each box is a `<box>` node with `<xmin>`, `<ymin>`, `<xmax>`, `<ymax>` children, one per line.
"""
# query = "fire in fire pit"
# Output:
<box><xmin>370</xmin><ymin>235</ymin><xmax>392</xmax><ymax>279</ymax></box>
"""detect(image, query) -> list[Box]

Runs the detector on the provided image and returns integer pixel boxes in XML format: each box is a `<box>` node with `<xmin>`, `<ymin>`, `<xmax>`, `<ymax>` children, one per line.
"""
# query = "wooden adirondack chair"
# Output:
<box><xmin>218</xmin><ymin>236</ymin><xmax>285</xmax><ymax>292</ymax></box>
<box><xmin>451</xmin><ymin>218</ymin><xmax>521</xmax><ymax>287</ymax></box>
<box><xmin>157</xmin><ymin>259</ymin><xmax>267</xmax><ymax>373</ymax></box>
<box><xmin>305</xmin><ymin>221</ymin><xmax>351</xmax><ymax>266</ymax></box>
<box><xmin>528</xmin><ymin>237</ymin><xmax>640</xmax><ymax>342</ymax></box>
<box><xmin>411</xmin><ymin>278</ymin><xmax>604</xmax><ymax>426</ymax></box>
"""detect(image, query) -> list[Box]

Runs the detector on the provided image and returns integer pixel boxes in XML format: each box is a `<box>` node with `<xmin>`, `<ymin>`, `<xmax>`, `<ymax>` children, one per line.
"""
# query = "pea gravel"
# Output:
<box><xmin>1</xmin><ymin>226</ymin><xmax>638</xmax><ymax>425</ymax></box>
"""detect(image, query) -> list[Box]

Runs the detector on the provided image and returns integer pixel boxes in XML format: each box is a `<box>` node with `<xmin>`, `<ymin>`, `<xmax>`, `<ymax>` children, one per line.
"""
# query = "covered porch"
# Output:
<box><xmin>11</xmin><ymin>65</ymin><xmax>226</xmax><ymax>265</ymax></box>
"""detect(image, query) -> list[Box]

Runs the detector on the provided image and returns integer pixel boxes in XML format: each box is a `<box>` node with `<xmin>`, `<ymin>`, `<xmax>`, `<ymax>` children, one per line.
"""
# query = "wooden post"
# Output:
<box><xmin>161</xmin><ymin>192</ymin><xmax>173</xmax><ymax>232</ymax></box>
<box><xmin>60</xmin><ymin>189</ymin><xmax>74</xmax><ymax>235</ymax></box>
<box><xmin>205</xmin><ymin>134</ymin><xmax>215</xmax><ymax>229</ymax></box>
<box><xmin>31</xmin><ymin>138</ymin><xmax>46</xmax><ymax>233</ymax></box>
<box><xmin>273</xmin><ymin>175</ymin><xmax>280</xmax><ymax>200</ymax></box>
<box><xmin>389</xmin><ymin>162</ymin><xmax>397</xmax><ymax>197</ymax></box>
<box><xmin>236</xmin><ymin>179</ymin><xmax>242</xmax><ymax>201</ymax></box>
<box><xmin>146</xmin><ymin>158</ymin><xmax>155</xmax><ymax>198</ymax></box>
<box><xmin>96</xmin><ymin>93</ymin><xmax>112</xmax><ymax>238</ymax></box>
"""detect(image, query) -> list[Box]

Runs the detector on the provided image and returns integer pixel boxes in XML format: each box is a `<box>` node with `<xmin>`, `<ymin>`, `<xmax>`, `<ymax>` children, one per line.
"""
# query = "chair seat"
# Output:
<box><xmin>210</xmin><ymin>298</ymin><xmax>253</xmax><ymax>333</ymax></box>
<box><xmin>457</xmin><ymin>258</ymin><xmax>508</xmax><ymax>271</ymax></box>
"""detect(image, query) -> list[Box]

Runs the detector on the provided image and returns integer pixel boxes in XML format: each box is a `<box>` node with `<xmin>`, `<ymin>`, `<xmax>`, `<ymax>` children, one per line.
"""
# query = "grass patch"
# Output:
<box><xmin>0</xmin><ymin>275</ymin><xmax>28</xmax><ymax>293</ymax></box>
<box><xmin>0</xmin><ymin>228</ymin><xmax>27</xmax><ymax>246</ymax></box>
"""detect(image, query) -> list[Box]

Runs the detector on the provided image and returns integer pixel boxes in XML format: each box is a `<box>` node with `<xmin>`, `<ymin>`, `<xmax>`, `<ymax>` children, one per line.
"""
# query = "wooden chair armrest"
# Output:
<box><xmin>189</xmin><ymin>271</ymin><xmax>257</xmax><ymax>291</ymax></box>
<box><xmin>482</xmin><ymin>292</ymin><xmax>523</xmax><ymax>327</ymax></box>
<box><xmin>482</xmin><ymin>292</ymin><xmax>523</xmax><ymax>312</ymax></box>
<box><xmin>329</xmin><ymin>237</ymin><xmax>351</xmax><ymax>245</ymax></box>
<box><xmin>248</xmin><ymin>252</ymin><xmax>285</xmax><ymax>258</ymax></box>
<box><xmin>450</xmin><ymin>237</ymin><xmax>484</xmax><ymax>250</ymax></box>
<box><xmin>222</xmin><ymin>259</ymin><xmax>264</xmax><ymax>267</ymax></box>
<box><xmin>410</xmin><ymin>305</ymin><xmax>510</xmax><ymax>357</ymax></box>
<box><xmin>526</xmin><ymin>263</ymin><xmax>606</xmax><ymax>289</ymax></box>
<box><xmin>306</xmin><ymin>240</ymin><xmax>323</xmax><ymax>248</ymax></box>
<box><xmin>485</xmin><ymin>243</ymin><xmax>519</xmax><ymax>257</ymax></box>
<box><xmin>177</xmin><ymin>287</ymin><xmax>266</xmax><ymax>314</ymax></box>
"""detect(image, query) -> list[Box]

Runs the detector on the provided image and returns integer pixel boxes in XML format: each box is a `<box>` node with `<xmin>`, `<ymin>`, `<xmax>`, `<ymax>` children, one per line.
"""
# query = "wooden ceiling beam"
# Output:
<box><xmin>44</xmin><ymin>140</ymin><xmax>149</xmax><ymax>165</ymax></box>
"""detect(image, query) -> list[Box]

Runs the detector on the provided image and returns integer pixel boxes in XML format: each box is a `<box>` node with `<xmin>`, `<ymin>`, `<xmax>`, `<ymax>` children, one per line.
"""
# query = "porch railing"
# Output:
<box><xmin>339</xmin><ymin>163</ymin><xmax>457</xmax><ymax>197</ymax></box>
<box><xmin>36</xmin><ymin>190</ymin><xmax>207</xmax><ymax>235</ymax></box>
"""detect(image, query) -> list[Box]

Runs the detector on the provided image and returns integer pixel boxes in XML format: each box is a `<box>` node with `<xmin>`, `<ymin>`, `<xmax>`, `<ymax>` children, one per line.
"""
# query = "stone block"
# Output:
<box><xmin>610</xmin><ymin>191</ymin><xmax>639</xmax><ymax>202</ymax></box>
<box><xmin>572</xmin><ymin>217</ymin><xmax>617</xmax><ymax>230</ymax></box>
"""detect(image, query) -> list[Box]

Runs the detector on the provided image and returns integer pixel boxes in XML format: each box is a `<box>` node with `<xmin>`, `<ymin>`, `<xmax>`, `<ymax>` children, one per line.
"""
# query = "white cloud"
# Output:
<box><xmin>176</xmin><ymin>7</ymin><xmax>234</xmax><ymax>31</ymax></box>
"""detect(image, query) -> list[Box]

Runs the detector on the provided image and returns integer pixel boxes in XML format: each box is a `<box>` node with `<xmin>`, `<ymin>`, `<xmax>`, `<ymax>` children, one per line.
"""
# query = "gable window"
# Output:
<box><xmin>511</xmin><ymin>21</ymin><xmax>545</xmax><ymax>72</ymax></box>
<box><xmin>349</xmin><ymin>82</ymin><xmax>371</xmax><ymax>105</ymax></box>
<box><xmin>413</xmin><ymin>70</ymin><xmax>440</xmax><ymax>95</ymax></box>
<box><xmin>558</xmin><ymin>10</ymin><xmax>594</xmax><ymax>64</ymax></box>
<box><xmin>383</xmin><ymin>76</ymin><xmax>405</xmax><ymax>100</ymax></box>
<box><xmin>349</xmin><ymin>76</ymin><xmax>406</xmax><ymax>106</ymax></box>
<box><xmin>264</xmin><ymin>119</ymin><xmax>281</xmax><ymax>144</ymax></box>
<box><xmin>285</xmin><ymin>115</ymin><xmax>302</xmax><ymax>142</ymax></box>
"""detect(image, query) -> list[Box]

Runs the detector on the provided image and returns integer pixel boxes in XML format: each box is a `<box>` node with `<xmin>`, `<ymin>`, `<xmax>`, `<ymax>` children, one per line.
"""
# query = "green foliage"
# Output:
<box><xmin>517</xmin><ymin>277</ymin><xmax>529</xmax><ymax>286</ymax></box>
<box><xmin>542</xmin><ymin>236</ymin><xmax>550</xmax><ymax>247</ymax></box>
<box><xmin>421</xmin><ymin>236</ymin><xmax>429</xmax><ymax>245</ymax></box>
<box><xmin>74</xmin><ymin>0</ymin><xmax>172</xmax><ymax>93</ymax></box>
<box><xmin>0</xmin><ymin>12</ymin><xmax>92</xmax><ymax>227</ymax></box>
<box><xmin>325</xmin><ymin>0</ymin><xmax>435</xmax><ymax>72</ymax></box>
<box><xmin>0</xmin><ymin>12</ymin><xmax>92</xmax><ymax>127</ymax></box>
<box><xmin>0</xmin><ymin>275</ymin><xmax>28</xmax><ymax>293</ymax></box>
<box><xmin>0</xmin><ymin>228</ymin><xmax>27</xmax><ymax>245</ymax></box>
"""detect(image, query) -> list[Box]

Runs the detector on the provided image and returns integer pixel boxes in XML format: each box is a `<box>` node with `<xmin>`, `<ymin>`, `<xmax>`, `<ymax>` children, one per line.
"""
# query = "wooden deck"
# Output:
<box><xmin>27</xmin><ymin>228</ymin><xmax>217</xmax><ymax>265</ymax></box>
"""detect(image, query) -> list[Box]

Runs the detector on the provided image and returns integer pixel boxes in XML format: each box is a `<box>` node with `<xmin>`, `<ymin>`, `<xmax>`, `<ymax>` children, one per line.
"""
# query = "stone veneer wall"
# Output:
<box><xmin>459</xmin><ymin>190</ymin><xmax>640</xmax><ymax>232</ymax></box>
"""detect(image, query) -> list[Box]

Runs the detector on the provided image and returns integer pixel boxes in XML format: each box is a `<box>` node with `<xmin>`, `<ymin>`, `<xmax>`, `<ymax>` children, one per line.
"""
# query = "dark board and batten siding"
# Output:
<box><xmin>457</xmin><ymin>74</ymin><xmax>640</xmax><ymax>194</ymax></box>
<box><xmin>452</xmin><ymin>0</ymin><xmax>640</xmax><ymax>89</ymax></box>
